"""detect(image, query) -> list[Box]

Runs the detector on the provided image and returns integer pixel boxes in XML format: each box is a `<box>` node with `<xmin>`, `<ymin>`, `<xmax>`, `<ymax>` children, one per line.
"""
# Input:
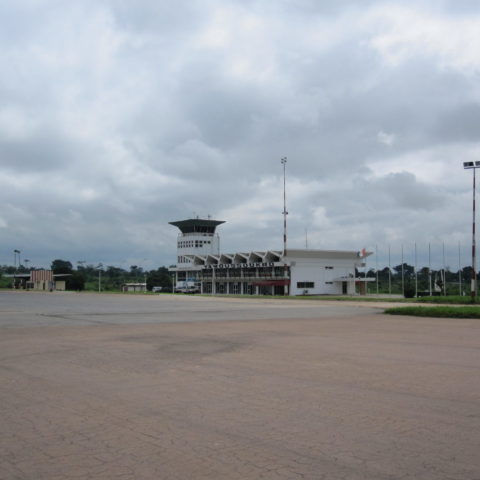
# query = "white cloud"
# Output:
<box><xmin>377</xmin><ymin>130</ymin><xmax>396</xmax><ymax>146</ymax></box>
<box><xmin>0</xmin><ymin>107</ymin><xmax>38</xmax><ymax>140</ymax></box>
<box><xmin>366</xmin><ymin>5</ymin><xmax>480</xmax><ymax>74</ymax></box>
<box><xmin>367</xmin><ymin>143</ymin><xmax>480</xmax><ymax>188</ymax></box>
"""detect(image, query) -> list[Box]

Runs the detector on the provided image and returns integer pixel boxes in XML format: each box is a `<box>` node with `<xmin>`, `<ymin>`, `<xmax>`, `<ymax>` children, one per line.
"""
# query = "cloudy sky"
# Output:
<box><xmin>1</xmin><ymin>0</ymin><xmax>480</xmax><ymax>270</ymax></box>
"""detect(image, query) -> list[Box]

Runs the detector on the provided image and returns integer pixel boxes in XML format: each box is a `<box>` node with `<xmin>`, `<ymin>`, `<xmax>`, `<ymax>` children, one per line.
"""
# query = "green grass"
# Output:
<box><xmin>206</xmin><ymin>294</ymin><xmax>473</xmax><ymax>303</ymax></box>
<box><xmin>290</xmin><ymin>294</ymin><xmax>478</xmax><ymax>304</ymax></box>
<box><xmin>205</xmin><ymin>294</ymin><xmax>414</xmax><ymax>302</ymax></box>
<box><xmin>294</xmin><ymin>295</ymin><xmax>412</xmax><ymax>302</ymax></box>
<box><xmin>384</xmin><ymin>305</ymin><xmax>480</xmax><ymax>318</ymax></box>
<box><xmin>414</xmin><ymin>295</ymin><xmax>479</xmax><ymax>304</ymax></box>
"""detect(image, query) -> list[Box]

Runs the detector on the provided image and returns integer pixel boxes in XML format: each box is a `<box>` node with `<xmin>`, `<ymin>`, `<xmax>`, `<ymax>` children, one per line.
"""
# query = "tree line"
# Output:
<box><xmin>0</xmin><ymin>259</ymin><xmax>174</xmax><ymax>292</ymax></box>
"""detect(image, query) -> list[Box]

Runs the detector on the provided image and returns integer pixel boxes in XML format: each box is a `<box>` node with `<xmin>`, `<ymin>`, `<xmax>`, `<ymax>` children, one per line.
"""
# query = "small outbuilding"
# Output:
<box><xmin>122</xmin><ymin>282</ymin><xmax>147</xmax><ymax>293</ymax></box>
<box><xmin>6</xmin><ymin>270</ymin><xmax>70</xmax><ymax>291</ymax></box>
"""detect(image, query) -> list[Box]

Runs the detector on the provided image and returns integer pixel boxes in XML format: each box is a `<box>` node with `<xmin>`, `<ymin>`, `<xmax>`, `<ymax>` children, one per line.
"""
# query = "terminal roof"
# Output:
<box><xmin>169</xmin><ymin>218</ymin><xmax>225</xmax><ymax>234</ymax></box>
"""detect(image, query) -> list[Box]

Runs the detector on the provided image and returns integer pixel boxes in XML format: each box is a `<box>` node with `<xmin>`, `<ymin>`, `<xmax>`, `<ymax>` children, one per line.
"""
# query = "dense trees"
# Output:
<box><xmin>51</xmin><ymin>259</ymin><xmax>73</xmax><ymax>274</ymax></box>
<box><xmin>66</xmin><ymin>271</ymin><xmax>86</xmax><ymax>291</ymax></box>
<box><xmin>146</xmin><ymin>267</ymin><xmax>172</xmax><ymax>291</ymax></box>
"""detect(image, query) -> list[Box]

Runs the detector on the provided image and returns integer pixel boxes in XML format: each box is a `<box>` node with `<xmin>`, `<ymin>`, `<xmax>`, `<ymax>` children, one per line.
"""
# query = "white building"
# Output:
<box><xmin>122</xmin><ymin>282</ymin><xmax>147</xmax><ymax>293</ymax></box>
<box><xmin>169</xmin><ymin>218</ymin><xmax>371</xmax><ymax>296</ymax></box>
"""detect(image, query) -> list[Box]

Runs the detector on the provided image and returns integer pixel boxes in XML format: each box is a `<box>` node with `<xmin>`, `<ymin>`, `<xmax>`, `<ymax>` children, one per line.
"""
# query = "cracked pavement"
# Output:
<box><xmin>0</xmin><ymin>291</ymin><xmax>479</xmax><ymax>479</ymax></box>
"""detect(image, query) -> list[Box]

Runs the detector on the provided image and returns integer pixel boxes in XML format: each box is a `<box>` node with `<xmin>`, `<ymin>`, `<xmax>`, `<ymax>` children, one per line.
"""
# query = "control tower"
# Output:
<box><xmin>169</xmin><ymin>218</ymin><xmax>225</xmax><ymax>268</ymax></box>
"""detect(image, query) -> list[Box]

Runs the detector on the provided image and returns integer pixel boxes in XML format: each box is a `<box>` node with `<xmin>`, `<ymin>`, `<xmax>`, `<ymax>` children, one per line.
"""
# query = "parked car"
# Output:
<box><xmin>152</xmin><ymin>286</ymin><xmax>175</xmax><ymax>293</ymax></box>
<box><xmin>174</xmin><ymin>286</ymin><xmax>200</xmax><ymax>294</ymax></box>
<box><xmin>184</xmin><ymin>287</ymin><xmax>200</xmax><ymax>294</ymax></box>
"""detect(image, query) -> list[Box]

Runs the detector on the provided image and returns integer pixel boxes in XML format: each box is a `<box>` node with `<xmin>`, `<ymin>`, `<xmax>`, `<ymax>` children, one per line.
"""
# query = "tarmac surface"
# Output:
<box><xmin>0</xmin><ymin>291</ymin><xmax>479</xmax><ymax>479</ymax></box>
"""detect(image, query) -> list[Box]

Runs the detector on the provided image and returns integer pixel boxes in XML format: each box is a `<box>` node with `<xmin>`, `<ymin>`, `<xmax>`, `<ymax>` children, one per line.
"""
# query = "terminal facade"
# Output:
<box><xmin>169</xmin><ymin>218</ymin><xmax>371</xmax><ymax>296</ymax></box>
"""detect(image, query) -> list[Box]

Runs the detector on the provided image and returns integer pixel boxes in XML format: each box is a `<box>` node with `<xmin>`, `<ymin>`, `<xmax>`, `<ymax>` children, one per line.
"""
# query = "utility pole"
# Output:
<box><xmin>388</xmin><ymin>244</ymin><xmax>391</xmax><ymax>295</ymax></box>
<box><xmin>281</xmin><ymin>157</ymin><xmax>289</xmax><ymax>296</ymax></box>
<box><xmin>414</xmin><ymin>242</ymin><xmax>418</xmax><ymax>298</ymax></box>
<box><xmin>97</xmin><ymin>263</ymin><xmax>103</xmax><ymax>293</ymax></box>
<box><xmin>281</xmin><ymin>157</ymin><xmax>288</xmax><ymax>256</ymax></box>
<box><xmin>401</xmin><ymin>244</ymin><xmax>405</xmax><ymax>297</ymax></box>
<box><xmin>458</xmin><ymin>242</ymin><xmax>462</xmax><ymax>295</ymax></box>
<box><xmin>463</xmin><ymin>161</ymin><xmax>480</xmax><ymax>299</ymax></box>
<box><xmin>13</xmin><ymin>249</ymin><xmax>20</xmax><ymax>289</ymax></box>
<box><xmin>428</xmin><ymin>243</ymin><xmax>432</xmax><ymax>296</ymax></box>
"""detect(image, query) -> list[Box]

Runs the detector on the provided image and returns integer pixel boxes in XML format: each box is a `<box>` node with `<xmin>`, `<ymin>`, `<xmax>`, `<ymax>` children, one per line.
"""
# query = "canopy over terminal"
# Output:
<box><xmin>169</xmin><ymin>219</ymin><xmax>225</xmax><ymax>235</ymax></box>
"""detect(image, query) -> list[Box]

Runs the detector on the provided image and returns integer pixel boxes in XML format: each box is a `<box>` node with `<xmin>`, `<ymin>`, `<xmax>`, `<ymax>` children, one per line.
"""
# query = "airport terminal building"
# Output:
<box><xmin>169</xmin><ymin>218</ymin><xmax>371</xmax><ymax>296</ymax></box>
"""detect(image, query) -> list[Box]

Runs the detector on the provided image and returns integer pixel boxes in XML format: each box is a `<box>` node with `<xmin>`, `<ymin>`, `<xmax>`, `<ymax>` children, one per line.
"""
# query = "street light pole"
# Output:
<box><xmin>281</xmin><ymin>157</ymin><xmax>288</xmax><ymax>256</ymax></box>
<box><xmin>463</xmin><ymin>161</ymin><xmax>480</xmax><ymax>299</ymax></box>
<box><xmin>13</xmin><ymin>249</ymin><xmax>20</xmax><ymax>289</ymax></box>
<box><xmin>96</xmin><ymin>263</ymin><xmax>103</xmax><ymax>293</ymax></box>
<box><xmin>13</xmin><ymin>250</ymin><xmax>16</xmax><ymax>289</ymax></box>
<box><xmin>281</xmin><ymin>157</ymin><xmax>289</xmax><ymax>296</ymax></box>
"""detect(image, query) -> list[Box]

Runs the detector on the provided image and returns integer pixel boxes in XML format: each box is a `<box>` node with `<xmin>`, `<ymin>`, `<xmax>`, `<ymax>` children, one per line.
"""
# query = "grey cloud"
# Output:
<box><xmin>1</xmin><ymin>0</ymin><xmax>479</xmax><ymax>268</ymax></box>
<box><xmin>440</xmin><ymin>0</ymin><xmax>480</xmax><ymax>14</ymax></box>
<box><xmin>361</xmin><ymin>172</ymin><xmax>444</xmax><ymax>211</ymax></box>
<box><xmin>0</xmin><ymin>133</ymin><xmax>85</xmax><ymax>173</ymax></box>
<box><xmin>110</xmin><ymin>0</ymin><xmax>207</xmax><ymax>34</ymax></box>
<box><xmin>432</xmin><ymin>103</ymin><xmax>480</xmax><ymax>143</ymax></box>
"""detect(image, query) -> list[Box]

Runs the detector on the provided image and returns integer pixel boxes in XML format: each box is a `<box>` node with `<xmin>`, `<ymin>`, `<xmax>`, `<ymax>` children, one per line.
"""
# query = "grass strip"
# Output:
<box><xmin>384</xmin><ymin>306</ymin><xmax>480</xmax><ymax>318</ymax></box>
<box><xmin>414</xmin><ymin>295</ymin><xmax>479</xmax><ymax>304</ymax></box>
<box><xmin>215</xmin><ymin>294</ymin><xmax>415</xmax><ymax>302</ymax></box>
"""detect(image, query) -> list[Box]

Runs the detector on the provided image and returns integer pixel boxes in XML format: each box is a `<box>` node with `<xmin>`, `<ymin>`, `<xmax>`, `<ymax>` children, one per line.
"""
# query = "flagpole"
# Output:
<box><xmin>443</xmin><ymin>242</ymin><xmax>446</xmax><ymax>295</ymax></box>
<box><xmin>401</xmin><ymin>244</ymin><xmax>404</xmax><ymax>297</ymax></box>
<box><xmin>414</xmin><ymin>242</ymin><xmax>418</xmax><ymax>298</ymax></box>
<box><xmin>428</xmin><ymin>243</ymin><xmax>432</xmax><ymax>296</ymax></box>
<box><xmin>388</xmin><ymin>244</ymin><xmax>391</xmax><ymax>295</ymax></box>
<box><xmin>364</xmin><ymin>250</ymin><xmax>367</xmax><ymax>295</ymax></box>
<box><xmin>459</xmin><ymin>241</ymin><xmax>462</xmax><ymax>295</ymax></box>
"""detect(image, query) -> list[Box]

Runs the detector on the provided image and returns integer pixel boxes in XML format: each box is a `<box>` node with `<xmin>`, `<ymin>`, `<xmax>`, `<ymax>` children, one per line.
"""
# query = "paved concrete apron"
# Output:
<box><xmin>1</xmin><ymin>292</ymin><xmax>479</xmax><ymax>479</ymax></box>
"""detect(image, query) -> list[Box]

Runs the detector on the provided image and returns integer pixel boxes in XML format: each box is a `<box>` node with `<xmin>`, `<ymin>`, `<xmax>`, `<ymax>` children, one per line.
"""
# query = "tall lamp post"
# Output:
<box><xmin>281</xmin><ymin>157</ymin><xmax>289</xmax><ymax>296</ymax></box>
<box><xmin>281</xmin><ymin>157</ymin><xmax>288</xmax><ymax>256</ymax></box>
<box><xmin>13</xmin><ymin>249</ymin><xmax>20</xmax><ymax>289</ymax></box>
<box><xmin>96</xmin><ymin>263</ymin><xmax>103</xmax><ymax>293</ymax></box>
<box><xmin>463</xmin><ymin>161</ymin><xmax>480</xmax><ymax>299</ymax></box>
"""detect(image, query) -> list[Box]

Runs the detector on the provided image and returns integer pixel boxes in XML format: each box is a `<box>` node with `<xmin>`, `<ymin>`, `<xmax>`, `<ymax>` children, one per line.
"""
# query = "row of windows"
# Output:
<box><xmin>178</xmin><ymin>240</ymin><xmax>211</xmax><ymax>249</ymax></box>
<box><xmin>201</xmin><ymin>267</ymin><xmax>288</xmax><ymax>279</ymax></box>
<box><xmin>297</xmin><ymin>282</ymin><xmax>315</xmax><ymax>288</ymax></box>
<box><xmin>298</xmin><ymin>280</ymin><xmax>335</xmax><ymax>286</ymax></box>
<box><xmin>296</xmin><ymin>281</ymin><xmax>334</xmax><ymax>288</ymax></box>
<box><xmin>176</xmin><ymin>271</ymin><xmax>198</xmax><ymax>281</ymax></box>
<box><xmin>177</xmin><ymin>256</ymin><xmax>192</xmax><ymax>263</ymax></box>
<box><xmin>202</xmin><ymin>283</ymin><xmax>256</xmax><ymax>295</ymax></box>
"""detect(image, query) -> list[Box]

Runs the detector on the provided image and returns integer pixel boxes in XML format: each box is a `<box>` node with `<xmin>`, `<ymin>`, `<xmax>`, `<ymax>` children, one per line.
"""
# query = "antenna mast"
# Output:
<box><xmin>281</xmin><ymin>157</ymin><xmax>288</xmax><ymax>256</ymax></box>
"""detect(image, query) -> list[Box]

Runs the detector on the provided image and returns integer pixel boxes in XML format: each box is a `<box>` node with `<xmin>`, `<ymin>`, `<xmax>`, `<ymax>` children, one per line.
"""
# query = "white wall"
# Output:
<box><xmin>176</xmin><ymin>234</ymin><xmax>220</xmax><ymax>266</ymax></box>
<box><xmin>289</xmin><ymin>257</ymin><xmax>356</xmax><ymax>295</ymax></box>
